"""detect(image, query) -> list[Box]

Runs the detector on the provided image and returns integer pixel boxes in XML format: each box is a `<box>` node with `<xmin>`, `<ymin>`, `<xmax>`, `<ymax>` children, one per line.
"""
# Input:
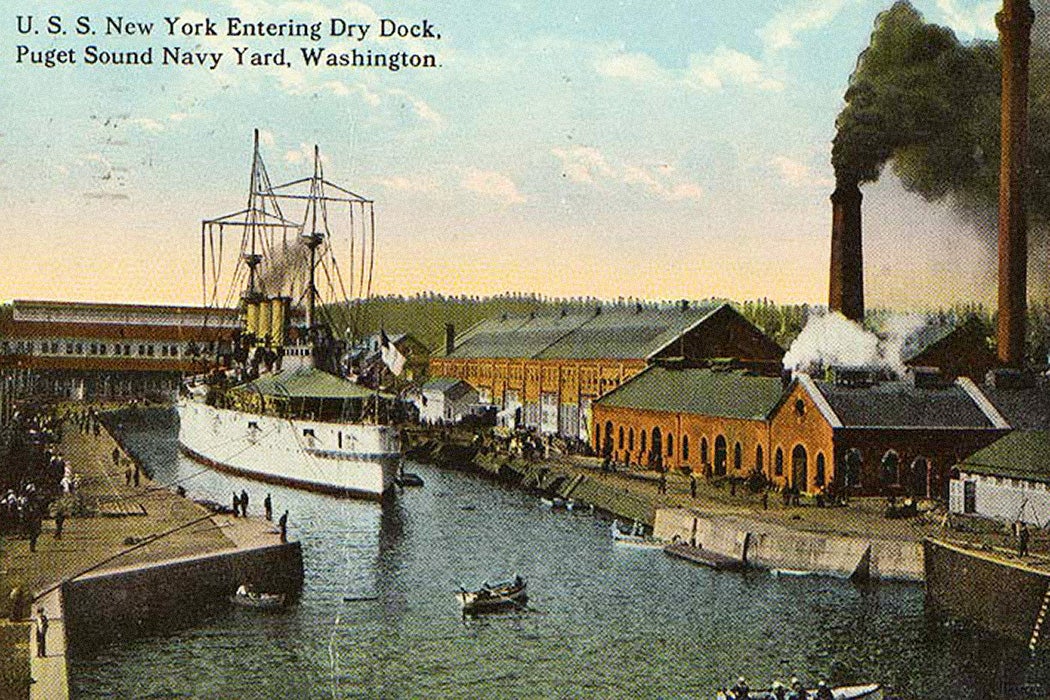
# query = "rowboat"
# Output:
<box><xmin>611</xmin><ymin>520</ymin><xmax>663</xmax><ymax>549</ymax></box>
<box><xmin>456</xmin><ymin>575</ymin><xmax>527</xmax><ymax>613</ymax></box>
<box><xmin>229</xmin><ymin>586</ymin><xmax>287</xmax><ymax>610</ymax></box>
<box><xmin>716</xmin><ymin>683</ymin><xmax>882</xmax><ymax>699</ymax></box>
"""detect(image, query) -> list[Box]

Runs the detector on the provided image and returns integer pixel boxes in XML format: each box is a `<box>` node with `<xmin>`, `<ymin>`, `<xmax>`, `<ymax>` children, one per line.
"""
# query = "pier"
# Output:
<box><xmin>1</xmin><ymin>407</ymin><xmax>303</xmax><ymax>699</ymax></box>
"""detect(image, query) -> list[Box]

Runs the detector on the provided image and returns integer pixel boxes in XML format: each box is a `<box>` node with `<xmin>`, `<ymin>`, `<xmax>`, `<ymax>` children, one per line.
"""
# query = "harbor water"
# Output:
<box><xmin>69</xmin><ymin>412</ymin><xmax>1050</xmax><ymax>699</ymax></box>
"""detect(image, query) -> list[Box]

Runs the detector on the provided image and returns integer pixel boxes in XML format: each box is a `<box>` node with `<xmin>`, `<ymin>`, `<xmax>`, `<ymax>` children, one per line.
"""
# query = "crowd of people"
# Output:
<box><xmin>725</xmin><ymin>676</ymin><xmax>837</xmax><ymax>700</ymax></box>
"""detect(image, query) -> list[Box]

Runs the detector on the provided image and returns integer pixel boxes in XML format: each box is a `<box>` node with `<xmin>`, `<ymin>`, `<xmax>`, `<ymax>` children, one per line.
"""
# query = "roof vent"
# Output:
<box><xmin>828</xmin><ymin>365</ymin><xmax>882</xmax><ymax>388</ymax></box>
<box><xmin>635</xmin><ymin>302</ymin><xmax>643</xmax><ymax>314</ymax></box>
<box><xmin>986</xmin><ymin>367</ymin><xmax>1035</xmax><ymax>390</ymax></box>
<box><xmin>908</xmin><ymin>366</ymin><xmax>951</xmax><ymax>389</ymax></box>
<box><xmin>680</xmin><ymin>299</ymin><xmax>689</xmax><ymax>311</ymax></box>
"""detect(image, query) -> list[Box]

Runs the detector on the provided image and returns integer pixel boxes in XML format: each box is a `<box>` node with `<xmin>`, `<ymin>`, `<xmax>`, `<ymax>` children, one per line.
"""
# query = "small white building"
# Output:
<box><xmin>950</xmin><ymin>430</ymin><xmax>1050</xmax><ymax>526</ymax></box>
<box><xmin>417</xmin><ymin>377</ymin><xmax>479</xmax><ymax>425</ymax></box>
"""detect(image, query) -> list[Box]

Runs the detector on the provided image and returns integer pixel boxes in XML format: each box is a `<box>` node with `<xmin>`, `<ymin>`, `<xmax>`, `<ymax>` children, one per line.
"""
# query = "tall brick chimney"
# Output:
<box><xmin>996</xmin><ymin>0</ymin><xmax>1034</xmax><ymax>367</ymax></box>
<box><xmin>829</xmin><ymin>182</ymin><xmax>864</xmax><ymax>323</ymax></box>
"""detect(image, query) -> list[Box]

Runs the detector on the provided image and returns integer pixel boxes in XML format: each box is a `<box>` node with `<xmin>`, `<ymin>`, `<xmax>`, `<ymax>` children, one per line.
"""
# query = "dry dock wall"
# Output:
<box><xmin>654</xmin><ymin>508</ymin><xmax>923</xmax><ymax>581</ymax></box>
<box><xmin>925</xmin><ymin>539</ymin><xmax>1050</xmax><ymax>648</ymax></box>
<box><xmin>61</xmin><ymin>542</ymin><xmax>303</xmax><ymax>651</ymax></box>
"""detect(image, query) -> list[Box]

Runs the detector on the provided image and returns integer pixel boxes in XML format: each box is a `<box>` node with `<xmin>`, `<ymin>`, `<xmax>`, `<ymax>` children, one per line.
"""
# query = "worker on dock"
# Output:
<box><xmin>264</xmin><ymin>493</ymin><xmax>272</xmax><ymax>521</ymax></box>
<box><xmin>771</xmin><ymin>680</ymin><xmax>787</xmax><ymax>700</ymax></box>
<box><xmin>728</xmin><ymin>676</ymin><xmax>750</xmax><ymax>699</ymax></box>
<box><xmin>279</xmin><ymin>510</ymin><xmax>288</xmax><ymax>542</ymax></box>
<box><xmin>241</xmin><ymin>489</ymin><xmax>249</xmax><ymax>517</ymax></box>
<box><xmin>814</xmin><ymin>681</ymin><xmax>834</xmax><ymax>700</ymax></box>
<box><xmin>35</xmin><ymin>608</ymin><xmax>48</xmax><ymax>657</ymax></box>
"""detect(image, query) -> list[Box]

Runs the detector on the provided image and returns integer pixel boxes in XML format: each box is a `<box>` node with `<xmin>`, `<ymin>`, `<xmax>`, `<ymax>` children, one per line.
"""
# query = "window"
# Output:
<box><xmin>794</xmin><ymin>398</ymin><xmax>806</xmax><ymax>417</ymax></box>
<box><xmin>755</xmin><ymin>445</ymin><xmax>764</xmax><ymax>472</ymax></box>
<box><xmin>76</xmin><ymin>343</ymin><xmax>83</xmax><ymax>354</ymax></box>
<box><xmin>303</xmin><ymin>428</ymin><xmax>315</xmax><ymax>437</ymax></box>
<box><xmin>628</xmin><ymin>428</ymin><xmax>634</xmax><ymax>451</ymax></box>
<box><xmin>139</xmin><ymin>344</ymin><xmax>146</xmax><ymax>355</ymax></box>
<box><xmin>667</xmin><ymin>434</ymin><xmax>674</xmax><ymax>457</ymax></box>
<box><xmin>714</xmin><ymin>436</ymin><xmax>727</xmax><ymax>475</ymax></box>
<box><xmin>775</xmin><ymin>448</ymin><xmax>784</xmax><ymax>476</ymax></box>
<box><xmin>99</xmin><ymin>344</ymin><xmax>106</xmax><ymax>355</ymax></box>
<box><xmin>66</xmin><ymin>343</ymin><xmax>73</xmax><ymax>355</ymax></box>
<box><xmin>734</xmin><ymin>442</ymin><xmax>742</xmax><ymax>471</ymax></box>
<box><xmin>161</xmin><ymin>346</ymin><xmax>168</xmax><ymax>357</ymax></box>
<box><xmin>701</xmin><ymin>437</ymin><xmax>709</xmax><ymax>465</ymax></box>
<box><xmin>682</xmin><ymin>435</ymin><xmax>690</xmax><ymax>461</ymax></box>
<box><xmin>125</xmin><ymin>344</ymin><xmax>131</xmax><ymax>355</ymax></box>
<box><xmin>816</xmin><ymin>453</ymin><xmax>826</xmax><ymax>486</ymax></box>
<box><xmin>147</xmin><ymin>345</ymin><xmax>154</xmax><ymax>356</ymax></box>
<box><xmin>619</xmin><ymin>426</ymin><xmax>624</xmax><ymax>450</ymax></box>
<box><xmin>881</xmin><ymin>450</ymin><xmax>900</xmax><ymax>486</ymax></box>
<box><xmin>641</xmin><ymin>430</ymin><xmax>647</xmax><ymax>455</ymax></box>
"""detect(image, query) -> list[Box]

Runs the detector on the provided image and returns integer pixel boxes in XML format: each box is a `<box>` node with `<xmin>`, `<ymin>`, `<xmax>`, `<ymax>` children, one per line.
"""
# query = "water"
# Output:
<box><xmin>69</xmin><ymin>412</ymin><xmax>1050</xmax><ymax>699</ymax></box>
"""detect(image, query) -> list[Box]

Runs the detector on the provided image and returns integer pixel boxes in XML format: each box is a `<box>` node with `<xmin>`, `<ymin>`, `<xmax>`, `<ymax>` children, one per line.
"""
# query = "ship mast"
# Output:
<box><xmin>244</xmin><ymin>129</ymin><xmax>264</xmax><ymax>301</ymax></box>
<box><xmin>302</xmin><ymin>144</ymin><xmax>325</xmax><ymax>330</ymax></box>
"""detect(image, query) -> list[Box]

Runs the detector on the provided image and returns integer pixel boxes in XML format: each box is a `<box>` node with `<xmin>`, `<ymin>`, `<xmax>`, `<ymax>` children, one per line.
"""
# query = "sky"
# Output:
<box><xmin>0</xmin><ymin>0</ymin><xmax>1010</xmax><ymax>310</ymax></box>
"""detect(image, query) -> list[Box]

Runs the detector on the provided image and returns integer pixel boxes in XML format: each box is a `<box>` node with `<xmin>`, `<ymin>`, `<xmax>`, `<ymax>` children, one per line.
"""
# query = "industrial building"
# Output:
<box><xmin>0</xmin><ymin>299</ymin><xmax>238</xmax><ymax>399</ymax></box>
<box><xmin>428</xmin><ymin>302</ymin><xmax>785</xmax><ymax>442</ymax></box>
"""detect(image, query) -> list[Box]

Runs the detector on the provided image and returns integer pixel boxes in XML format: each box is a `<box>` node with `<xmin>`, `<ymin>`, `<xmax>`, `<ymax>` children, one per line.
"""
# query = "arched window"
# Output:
<box><xmin>815</xmin><ymin>453</ymin><xmax>826</xmax><ymax>486</ymax></box>
<box><xmin>701</xmin><ymin>437</ymin><xmax>709</xmax><ymax>464</ymax></box>
<box><xmin>792</xmin><ymin>445</ymin><xmax>808</xmax><ymax>490</ymax></box>
<box><xmin>628</xmin><ymin>428</ymin><xmax>634</xmax><ymax>451</ymax></box>
<box><xmin>755</xmin><ymin>445</ymin><xmax>764</xmax><ymax>473</ymax></box>
<box><xmin>601</xmin><ymin>421</ymin><xmax>613</xmax><ymax>457</ymax></box>
<box><xmin>641</xmin><ymin>430</ymin><xmax>647</xmax><ymax>455</ymax></box>
<box><xmin>910</xmin><ymin>457</ymin><xmax>929</xmax><ymax>498</ymax></box>
<box><xmin>667</xmin><ymin>434</ymin><xmax>674</xmax><ymax>457</ymax></box>
<box><xmin>682</xmin><ymin>435</ymin><xmax>690</xmax><ymax>461</ymax></box>
<box><xmin>733</xmin><ymin>442</ymin><xmax>742</xmax><ymax>471</ymax></box>
<box><xmin>775</xmin><ymin>447</ymin><xmax>784</xmax><ymax>476</ymax></box>
<box><xmin>881</xmin><ymin>450</ymin><xmax>900</xmax><ymax>486</ymax></box>
<box><xmin>844</xmin><ymin>448</ymin><xmax>863</xmax><ymax>489</ymax></box>
<box><xmin>619</xmin><ymin>426</ymin><xmax>624</xmax><ymax>450</ymax></box>
<box><xmin>714</xmin><ymin>435</ymin><xmax>727</xmax><ymax>475</ymax></box>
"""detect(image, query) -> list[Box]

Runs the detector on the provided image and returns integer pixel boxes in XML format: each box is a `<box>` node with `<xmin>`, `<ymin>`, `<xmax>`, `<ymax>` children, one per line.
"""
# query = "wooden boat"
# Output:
<box><xmin>456</xmin><ymin>575</ymin><xmax>527</xmax><ymax>613</ymax></box>
<box><xmin>229</xmin><ymin>587</ymin><xmax>287</xmax><ymax>610</ymax></box>
<box><xmin>539</xmin><ymin>497</ymin><xmax>567</xmax><ymax>509</ymax></box>
<box><xmin>611</xmin><ymin>520</ymin><xmax>663</xmax><ymax>549</ymax></box>
<box><xmin>395</xmin><ymin>472</ymin><xmax>425</xmax><ymax>487</ymax></box>
<box><xmin>716</xmin><ymin>683</ymin><xmax>882</xmax><ymax>700</ymax></box>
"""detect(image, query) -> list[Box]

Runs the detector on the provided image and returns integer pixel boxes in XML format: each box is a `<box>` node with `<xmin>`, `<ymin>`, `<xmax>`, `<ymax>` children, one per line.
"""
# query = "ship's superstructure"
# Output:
<box><xmin>177</xmin><ymin>131</ymin><xmax>400</xmax><ymax>500</ymax></box>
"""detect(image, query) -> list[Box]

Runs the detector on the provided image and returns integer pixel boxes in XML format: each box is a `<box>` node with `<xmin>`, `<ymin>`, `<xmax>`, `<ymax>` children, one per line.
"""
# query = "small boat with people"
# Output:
<box><xmin>610</xmin><ymin>519</ymin><xmax>663</xmax><ymax>549</ymax></box>
<box><xmin>716</xmin><ymin>676</ymin><xmax>882</xmax><ymax>700</ymax></box>
<box><xmin>229</xmin><ymin>584</ymin><xmax>287</xmax><ymax>610</ymax></box>
<box><xmin>456</xmin><ymin>575</ymin><xmax>528</xmax><ymax>613</ymax></box>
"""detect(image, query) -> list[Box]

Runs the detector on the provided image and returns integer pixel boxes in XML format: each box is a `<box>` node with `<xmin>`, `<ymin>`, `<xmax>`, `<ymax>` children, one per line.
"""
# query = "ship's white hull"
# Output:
<box><xmin>176</xmin><ymin>399</ymin><xmax>400</xmax><ymax>500</ymax></box>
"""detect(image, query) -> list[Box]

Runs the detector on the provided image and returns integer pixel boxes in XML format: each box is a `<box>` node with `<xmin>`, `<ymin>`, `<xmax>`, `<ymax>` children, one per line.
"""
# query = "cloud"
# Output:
<box><xmin>389</xmin><ymin>89</ymin><xmax>443</xmax><ymax>127</ymax></box>
<box><xmin>757</xmin><ymin>0</ymin><xmax>846</xmax><ymax>52</ymax></box>
<box><xmin>258</xmin><ymin>129</ymin><xmax>275</xmax><ymax>147</ymax></box>
<box><xmin>687</xmin><ymin>47</ymin><xmax>783</xmax><ymax>91</ymax></box>
<box><xmin>128</xmin><ymin>117</ymin><xmax>165</xmax><ymax>133</ymax></box>
<box><xmin>770</xmin><ymin>155</ymin><xmax>834</xmax><ymax>188</ymax></box>
<box><xmin>460</xmin><ymin>168</ymin><xmax>525</xmax><ymax>204</ymax></box>
<box><xmin>284</xmin><ymin>142</ymin><xmax>325</xmax><ymax>164</ymax></box>
<box><xmin>596</xmin><ymin>44</ymin><xmax>781</xmax><ymax>93</ymax></box>
<box><xmin>372</xmin><ymin>174</ymin><xmax>440</xmax><ymax>193</ymax></box>
<box><xmin>550</xmin><ymin>146</ymin><xmax>613</xmax><ymax>183</ymax></box>
<box><xmin>551</xmin><ymin>146</ymin><xmax>703</xmax><ymax>202</ymax></box>
<box><xmin>594</xmin><ymin>52</ymin><xmax>664</xmax><ymax>82</ymax></box>
<box><xmin>932</xmin><ymin>0</ymin><xmax>997</xmax><ymax>37</ymax></box>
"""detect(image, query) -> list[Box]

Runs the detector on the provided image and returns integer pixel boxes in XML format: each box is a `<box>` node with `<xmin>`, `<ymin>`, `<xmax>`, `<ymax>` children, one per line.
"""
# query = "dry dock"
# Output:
<box><xmin>1</xmin><ymin>408</ymin><xmax>303</xmax><ymax>699</ymax></box>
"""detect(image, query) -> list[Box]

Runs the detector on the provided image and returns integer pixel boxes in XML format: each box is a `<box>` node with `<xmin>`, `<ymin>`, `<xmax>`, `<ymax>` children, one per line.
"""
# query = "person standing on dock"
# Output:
<box><xmin>232</xmin><ymin>492</ymin><xmax>240</xmax><ymax>517</ymax></box>
<box><xmin>1019</xmin><ymin>521</ymin><xmax>1030</xmax><ymax>557</ymax></box>
<box><xmin>54</xmin><ymin>510</ymin><xmax>64</xmax><ymax>539</ymax></box>
<box><xmin>279</xmin><ymin>510</ymin><xmax>288</xmax><ymax>542</ymax></box>
<box><xmin>690</xmin><ymin>473</ymin><xmax>697</xmax><ymax>498</ymax></box>
<box><xmin>35</xmin><ymin>608</ymin><xmax>48</xmax><ymax>657</ymax></box>
<box><xmin>240</xmin><ymin>490</ymin><xmax>249</xmax><ymax>517</ymax></box>
<box><xmin>112</xmin><ymin>447</ymin><xmax>120</xmax><ymax>465</ymax></box>
<box><xmin>264</xmin><ymin>493</ymin><xmax>272</xmax><ymax>521</ymax></box>
<box><xmin>133</xmin><ymin>463</ymin><xmax>140</xmax><ymax>487</ymax></box>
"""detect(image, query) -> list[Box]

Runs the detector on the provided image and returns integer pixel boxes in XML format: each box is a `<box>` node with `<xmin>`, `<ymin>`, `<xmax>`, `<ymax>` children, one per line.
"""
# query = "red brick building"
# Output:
<box><xmin>429</xmin><ymin>302</ymin><xmax>784</xmax><ymax>442</ymax></box>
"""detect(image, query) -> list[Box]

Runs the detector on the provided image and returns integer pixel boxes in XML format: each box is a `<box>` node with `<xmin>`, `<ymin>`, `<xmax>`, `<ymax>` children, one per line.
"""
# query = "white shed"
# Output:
<box><xmin>417</xmin><ymin>377</ymin><xmax>479</xmax><ymax>425</ymax></box>
<box><xmin>950</xmin><ymin>430</ymin><xmax>1050</xmax><ymax>526</ymax></box>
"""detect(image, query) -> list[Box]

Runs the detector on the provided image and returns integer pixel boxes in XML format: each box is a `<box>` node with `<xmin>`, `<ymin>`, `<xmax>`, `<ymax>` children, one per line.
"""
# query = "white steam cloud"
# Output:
<box><xmin>783</xmin><ymin>311</ymin><xmax>929</xmax><ymax>378</ymax></box>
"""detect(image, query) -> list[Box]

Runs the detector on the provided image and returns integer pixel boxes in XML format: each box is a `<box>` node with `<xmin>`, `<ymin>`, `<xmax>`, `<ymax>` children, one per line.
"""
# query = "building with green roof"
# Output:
<box><xmin>951</xmin><ymin>430</ymin><xmax>1050</xmax><ymax>525</ymax></box>
<box><xmin>429</xmin><ymin>302</ymin><xmax>784</xmax><ymax>442</ymax></box>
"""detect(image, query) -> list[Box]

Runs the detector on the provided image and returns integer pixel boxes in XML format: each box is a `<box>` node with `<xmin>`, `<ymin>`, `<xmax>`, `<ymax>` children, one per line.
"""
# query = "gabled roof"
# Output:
<box><xmin>234</xmin><ymin>366</ymin><xmax>379</xmax><ymax>400</ymax></box>
<box><xmin>959</xmin><ymin>430</ymin><xmax>1050</xmax><ymax>483</ymax></box>
<box><xmin>899</xmin><ymin>317</ymin><xmax>988</xmax><ymax>364</ymax></box>
<box><xmin>810</xmin><ymin>378</ymin><xmax>995</xmax><ymax>429</ymax></box>
<box><xmin>980</xmin><ymin>384</ymin><xmax>1050</xmax><ymax>430</ymax></box>
<box><xmin>442</xmin><ymin>303</ymin><xmax>729</xmax><ymax>361</ymax></box>
<box><xmin>422</xmin><ymin>376</ymin><xmax>476</xmax><ymax>400</ymax></box>
<box><xmin>537</xmin><ymin>304</ymin><xmax>723</xmax><ymax>360</ymax></box>
<box><xmin>595</xmin><ymin>365</ymin><xmax>784</xmax><ymax>420</ymax></box>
